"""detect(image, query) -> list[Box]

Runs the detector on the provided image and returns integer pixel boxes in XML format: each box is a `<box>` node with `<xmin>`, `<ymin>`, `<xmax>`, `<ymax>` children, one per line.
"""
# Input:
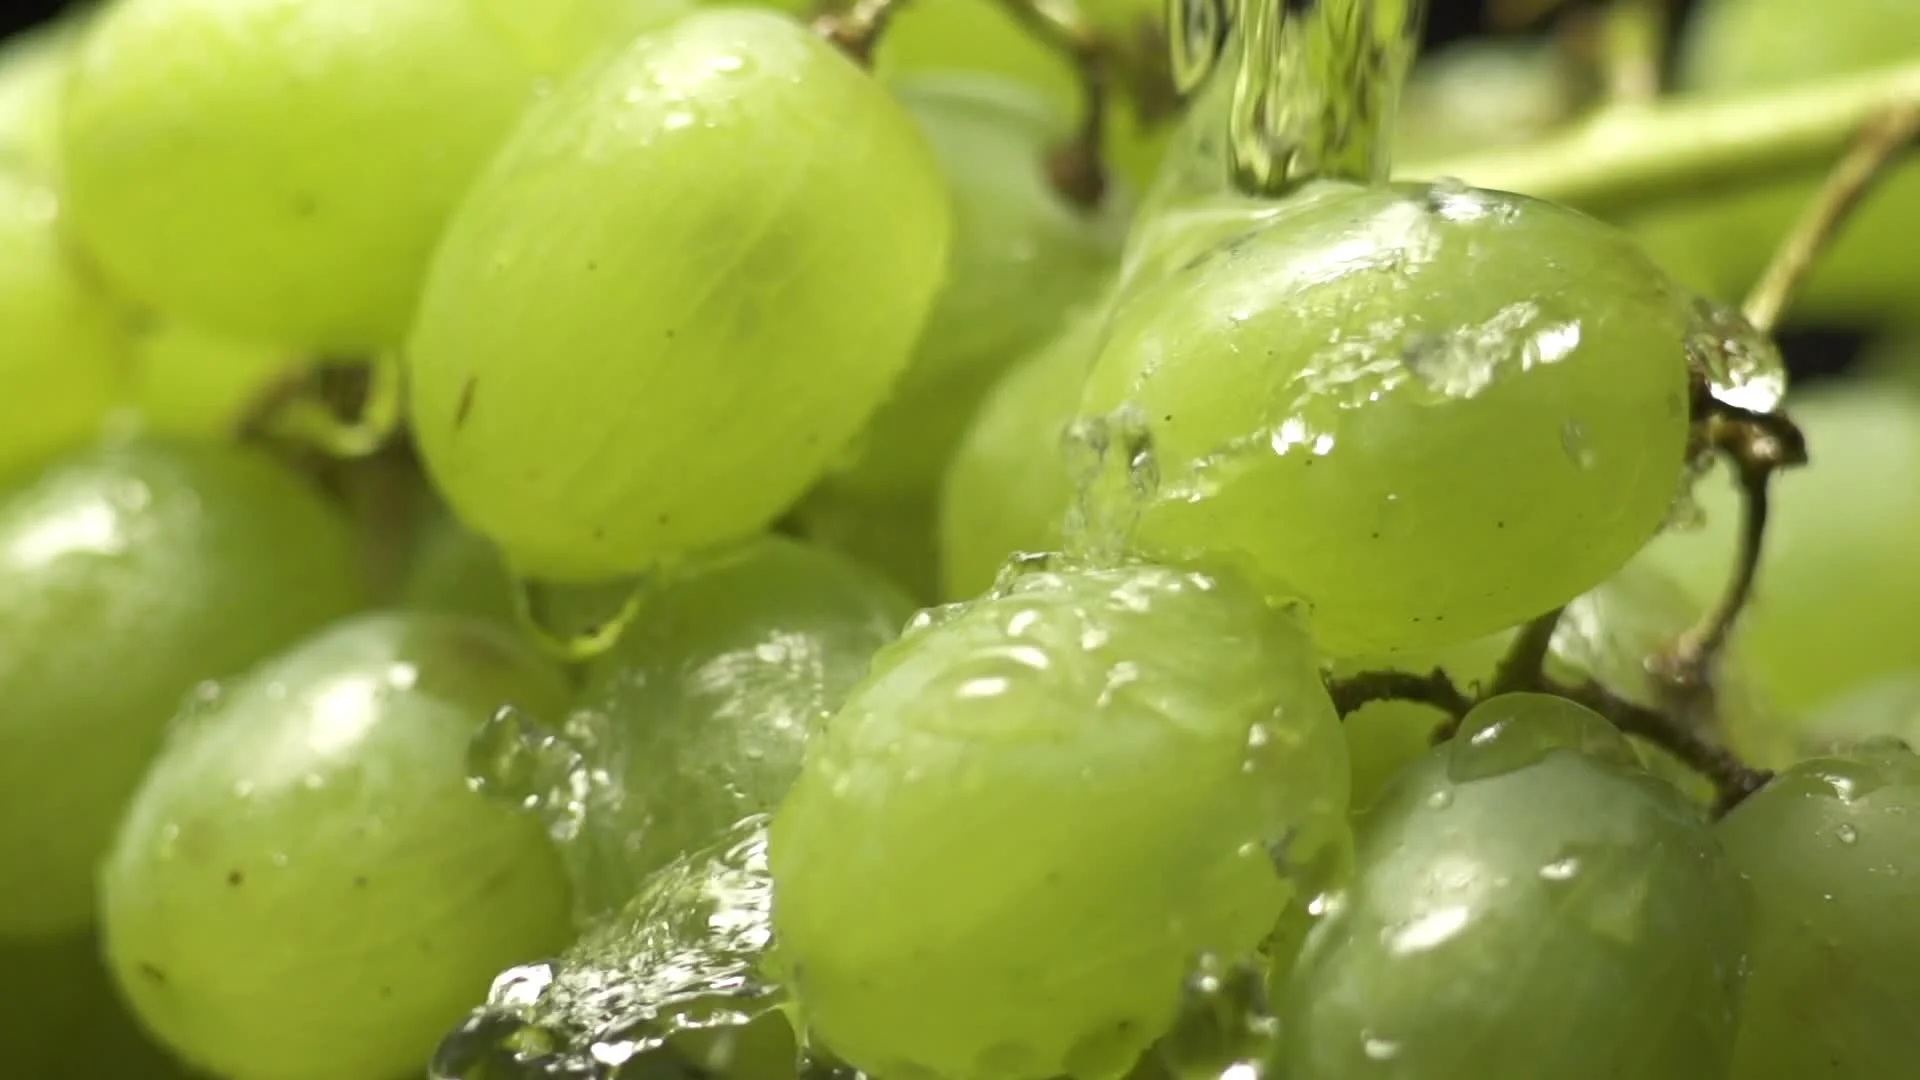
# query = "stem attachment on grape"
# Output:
<box><xmin>1548</xmin><ymin>675</ymin><xmax>1773</xmax><ymax>817</ymax></box>
<box><xmin>991</xmin><ymin>0</ymin><xmax>1126</xmax><ymax>208</ymax></box>
<box><xmin>249</xmin><ymin>353</ymin><xmax>403</xmax><ymax>459</ymax></box>
<box><xmin>508</xmin><ymin>576</ymin><xmax>648</xmax><ymax>664</ymax></box>
<box><xmin>1740</xmin><ymin>103</ymin><xmax>1920</xmax><ymax>334</ymax></box>
<box><xmin>813</xmin><ymin>0</ymin><xmax>912</xmax><ymax>64</ymax></box>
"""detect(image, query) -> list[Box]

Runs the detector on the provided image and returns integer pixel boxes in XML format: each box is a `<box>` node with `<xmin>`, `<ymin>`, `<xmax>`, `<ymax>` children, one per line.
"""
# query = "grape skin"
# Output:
<box><xmin>1284</xmin><ymin>694</ymin><xmax>1750</xmax><ymax>1080</ymax></box>
<box><xmin>60</xmin><ymin>0</ymin><xmax>689</xmax><ymax>351</ymax></box>
<box><xmin>557</xmin><ymin>535</ymin><xmax>916</xmax><ymax>916</ymax></box>
<box><xmin>102</xmin><ymin>612</ymin><xmax>576</xmax><ymax>1080</ymax></box>
<box><xmin>1718</xmin><ymin>745</ymin><xmax>1920</xmax><ymax>1080</ymax></box>
<box><xmin>0</xmin><ymin>438</ymin><xmax>366</xmax><ymax>938</ymax></box>
<box><xmin>1081</xmin><ymin>180</ymin><xmax>1694</xmax><ymax>656</ymax></box>
<box><xmin>408</xmin><ymin>8</ymin><xmax>952</xmax><ymax>583</ymax></box>
<box><xmin>771</xmin><ymin>563</ymin><xmax>1349</xmax><ymax>1080</ymax></box>
<box><xmin>939</xmin><ymin>303</ymin><xmax>1106</xmax><ymax>599</ymax></box>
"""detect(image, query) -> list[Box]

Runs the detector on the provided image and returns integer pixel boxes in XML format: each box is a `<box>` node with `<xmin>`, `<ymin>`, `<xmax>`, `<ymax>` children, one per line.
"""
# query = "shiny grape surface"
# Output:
<box><xmin>771</xmin><ymin>563</ymin><xmax>1349</xmax><ymax>1080</ymax></box>
<box><xmin>525</xmin><ymin>536</ymin><xmax>914</xmax><ymax>917</ymax></box>
<box><xmin>61</xmin><ymin>0</ymin><xmax>688</xmax><ymax>350</ymax></box>
<box><xmin>939</xmin><ymin>304</ymin><xmax>1105</xmax><ymax>599</ymax></box>
<box><xmin>102</xmin><ymin>612</ymin><xmax>576</xmax><ymax>1080</ymax></box>
<box><xmin>409</xmin><ymin>8</ymin><xmax>951</xmax><ymax>582</ymax></box>
<box><xmin>1719</xmin><ymin>745</ymin><xmax>1920</xmax><ymax>1079</ymax></box>
<box><xmin>1284</xmin><ymin>694</ymin><xmax>1750</xmax><ymax>1080</ymax></box>
<box><xmin>1081</xmin><ymin>180</ymin><xmax>1695</xmax><ymax>656</ymax></box>
<box><xmin>0</xmin><ymin>439</ymin><xmax>365</xmax><ymax>937</ymax></box>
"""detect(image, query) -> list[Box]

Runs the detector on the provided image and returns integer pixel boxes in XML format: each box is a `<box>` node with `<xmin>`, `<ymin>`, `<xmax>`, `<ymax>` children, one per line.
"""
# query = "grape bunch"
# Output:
<box><xmin>2</xmin><ymin>0</ymin><xmax>1919</xmax><ymax>1079</ymax></box>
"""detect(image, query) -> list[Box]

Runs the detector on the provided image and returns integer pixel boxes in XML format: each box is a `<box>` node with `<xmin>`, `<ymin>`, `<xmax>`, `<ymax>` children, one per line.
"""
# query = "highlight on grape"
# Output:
<box><xmin>2</xmin><ymin>0</ymin><xmax>1918</xmax><ymax>1078</ymax></box>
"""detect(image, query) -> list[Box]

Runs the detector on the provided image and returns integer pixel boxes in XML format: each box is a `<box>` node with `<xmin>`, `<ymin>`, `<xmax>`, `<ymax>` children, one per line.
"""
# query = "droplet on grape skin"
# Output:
<box><xmin>1718</xmin><ymin>744</ymin><xmax>1920</xmax><ymax>1080</ymax></box>
<box><xmin>1282</xmin><ymin>693</ymin><xmax>1750</xmax><ymax>1080</ymax></box>
<box><xmin>494</xmin><ymin>535</ymin><xmax>916</xmax><ymax>919</ymax></box>
<box><xmin>1081</xmin><ymin>180</ymin><xmax>1694</xmax><ymax>656</ymax></box>
<box><xmin>0</xmin><ymin>438</ymin><xmax>365</xmax><ymax>939</ymax></box>
<box><xmin>408</xmin><ymin>8</ymin><xmax>952</xmax><ymax>582</ymax></box>
<box><xmin>771</xmin><ymin>563</ymin><xmax>1350</xmax><ymax>1080</ymax></box>
<box><xmin>433</xmin><ymin>816</ymin><xmax>794</xmax><ymax>1080</ymax></box>
<box><xmin>102</xmin><ymin>612</ymin><xmax>576</xmax><ymax>1080</ymax></box>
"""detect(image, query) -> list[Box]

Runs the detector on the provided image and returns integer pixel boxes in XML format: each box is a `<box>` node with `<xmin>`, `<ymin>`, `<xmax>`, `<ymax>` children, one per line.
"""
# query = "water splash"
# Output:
<box><xmin>468</xmin><ymin>705</ymin><xmax>610</xmax><ymax>847</ymax></box>
<box><xmin>1683</xmin><ymin>297</ymin><xmax>1788</xmax><ymax>415</ymax></box>
<box><xmin>1224</xmin><ymin>0</ymin><xmax>1426</xmax><ymax>195</ymax></box>
<box><xmin>431</xmin><ymin>818</ymin><xmax>788</xmax><ymax>1080</ymax></box>
<box><xmin>1060</xmin><ymin>404</ymin><xmax>1160</xmax><ymax>567</ymax></box>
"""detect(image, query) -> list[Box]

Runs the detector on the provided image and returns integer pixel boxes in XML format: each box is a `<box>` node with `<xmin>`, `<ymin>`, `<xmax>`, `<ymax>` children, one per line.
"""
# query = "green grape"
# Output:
<box><xmin>1798</xmin><ymin>671</ymin><xmax>1920</xmax><ymax>757</ymax></box>
<box><xmin>0</xmin><ymin>438</ymin><xmax>364</xmax><ymax>938</ymax></box>
<box><xmin>0</xmin><ymin>167</ymin><xmax>130</xmax><ymax>482</ymax></box>
<box><xmin>401</xmin><ymin>512</ymin><xmax>518</xmax><ymax>624</ymax></box>
<box><xmin>1283</xmin><ymin>693</ymin><xmax>1750</xmax><ymax>1080</ymax></box>
<box><xmin>771</xmin><ymin>562</ymin><xmax>1350</xmax><ymax>1080</ymax></box>
<box><xmin>1079</xmin><ymin>180</ymin><xmax>1695</xmax><ymax>656</ymax></box>
<box><xmin>1636</xmin><ymin>381</ymin><xmax>1920</xmax><ymax>713</ymax></box>
<box><xmin>826</xmin><ymin>73</ymin><xmax>1125</xmax><ymax>500</ymax></box>
<box><xmin>1640</xmin><ymin>0</ymin><xmax>1920</xmax><ymax>322</ymax></box>
<box><xmin>408</xmin><ymin>8</ymin><xmax>951</xmax><ymax>583</ymax></box>
<box><xmin>938</xmin><ymin>304</ymin><xmax>1104</xmax><ymax>599</ymax></box>
<box><xmin>60</xmin><ymin>0</ymin><xmax>689</xmax><ymax>351</ymax></box>
<box><xmin>1390</xmin><ymin>37</ymin><xmax>1596</xmax><ymax>166</ymax></box>
<box><xmin>432</xmin><ymin>817</ymin><xmax>796</xmax><ymax>1080</ymax></box>
<box><xmin>102</xmin><ymin>612</ymin><xmax>576</xmax><ymax>1080</ymax></box>
<box><xmin>788</xmin><ymin>486</ymin><xmax>943</xmax><ymax>604</ymax></box>
<box><xmin>873</xmin><ymin>0</ymin><xmax>1169</xmax><ymax>191</ymax></box>
<box><xmin>0</xmin><ymin>931</ymin><xmax>197</xmax><ymax>1078</ymax></box>
<box><xmin>125</xmin><ymin>319</ymin><xmax>302</xmax><ymax>441</ymax></box>
<box><xmin>478</xmin><ymin>535</ymin><xmax>913</xmax><ymax>918</ymax></box>
<box><xmin>1718</xmin><ymin>745</ymin><xmax>1920</xmax><ymax>1079</ymax></box>
<box><xmin>0</xmin><ymin>17</ymin><xmax>78</xmax><ymax>178</ymax></box>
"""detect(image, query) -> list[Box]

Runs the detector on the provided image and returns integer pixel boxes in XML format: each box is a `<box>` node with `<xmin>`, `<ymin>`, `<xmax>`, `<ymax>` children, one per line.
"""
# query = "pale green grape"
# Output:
<box><xmin>500</xmin><ymin>535</ymin><xmax>914</xmax><ymax>917</ymax></box>
<box><xmin>788</xmin><ymin>486</ymin><xmax>943</xmax><ymax>603</ymax></box>
<box><xmin>826</xmin><ymin>74</ymin><xmax>1125</xmax><ymax>499</ymax></box>
<box><xmin>1080</xmin><ymin>180</ymin><xmax>1695</xmax><ymax>656</ymax></box>
<box><xmin>0</xmin><ymin>18</ymin><xmax>77</xmax><ymax>178</ymax></box>
<box><xmin>1636</xmin><ymin>381</ymin><xmax>1920</xmax><ymax>713</ymax></box>
<box><xmin>0</xmin><ymin>438</ymin><xmax>364</xmax><ymax>938</ymax></box>
<box><xmin>938</xmin><ymin>304</ymin><xmax>1104</xmax><ymax>599</ymax></box>
<box><xmin>103</xmin><ymin>612</ymin><xmax>576</xmax><ymax>1080</ymax></box>
<box><xmin>432</xmin><ymin>817</ymin><xmax>795</xmax><ymax>1080</ymax></box>
<box><xmin>0</xmin><ymin>167</ymin><xmax>130</xmax><ymax>482</ymax></box>
<box><xmin>1635</xmin><ymin>0</ymin><xmax>1920</xmax><ymax>322</ymax></box>
<box><xmin>1283</xmin><ymin>693</ymin><xmax>1750</xmax><ymax>1079</ymax></box>
<box><xmin>1390</xmin><ymin>38</ymin><xmax>1596</xmax><ymax>167</ymax></box>
<box><xmin>125</xmin><ymin>320</ymin><xmax>302</xmax><ymax>441</ymax></box>
<box><xmin>1798</xmin><ymin>671</ymin><xmax>1920</xmax><ymax>756</ymax></box>
<box><xmin>874</xmin><ymin>0</ymin><xmax>1170</xmax><ymax>191</ymax></box>
<box><xmin>1718</xmin><ymin>745</ymin><xmax>1920</xmax><ymax>1079</ymax></box>
<box><xmin>61</xmin><ymin>0</ymin><xmax>689</xmax><ymax>351</ymax></box>
<box><xmin>409</xmin><ymin>9</ymin><xmax>951</xmax><ymax>583</ymax></box>
<box><xmin>771</xmin><ymin>562</ymin><xmax>1350</xmax><ymax>1080</ymax></box>
<box><xmin>0</xmin><ymin>931</ymin><xmax>197</xmax><ymax>1078</ymax></box>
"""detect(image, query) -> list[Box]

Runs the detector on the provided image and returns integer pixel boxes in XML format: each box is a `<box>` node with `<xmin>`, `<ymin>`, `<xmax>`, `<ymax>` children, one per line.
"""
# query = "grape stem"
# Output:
<box><xmin>1740</xmin><ymin>103</ymin><xmax>1920</xmax><ymax>333</ymax></box>
<box><xmin>1323</xmin><ymin>668</ymin><xmax>1475</xmax><ymax>725</ymax></box>
<box><xmin>1547</xmin><ymin>676</ymin><xmax>1773</xmax><ymax>817</ymax></box>
<box><xmin>990</xmin><ymin>0</ymin><xmax>1116</xmax><ymax>207</ymax></box>
<box><xmin>1407</xmin><ymin>58</ymin><xmax>1920</xmax><ymax>213</ymax></box>
<box><xmin>1487</xmin><ymin>605</ymin><xmax>1567</xmax><ymax>699</ymax></box>
<box><xmin>813</xmin><ymin>0</ymin><xmax>912</xmax><ymax>64</ymax></box>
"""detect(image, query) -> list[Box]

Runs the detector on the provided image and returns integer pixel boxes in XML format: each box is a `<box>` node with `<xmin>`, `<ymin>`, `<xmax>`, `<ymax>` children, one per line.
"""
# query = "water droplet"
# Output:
<box><xmin>1447</xmin><ymin>693</ymin><xmax>1637</xmax><ymax>783</ymax></box>
<box><xmin>467</xmin><ymin>705</ymin><xmax>595</xmax><ymax>843</ymax></box>
<box><xmin>1561</xmin><ymin>420</ymin><xmax>1597</xmax><ymax>469</ymax></box>
<box><xmin>1684</xmin><ymin>298</ymin><xmax>1788</xmax><ymax>414</ymax></box>
<box><xmin>1361</xmin><ymin>1033</ymin><xmax>1402</xmax><ymax>1061</ymax></box>
<box><xmin>1154</xmin><ymin>954</ymin><xmax>1281</xmax><ymax>1079</ymax></box>
<box><xmin>1061</xmin><ymin>405</ymin><xmax>1158</xmax><ymax>565</ymax></box>
<box><xmin>1539</xmin><ymin>856</ymin><xmax>1581</xmax><ymax>881</ymax></box>
<box><xmin>1835</xmin><ymin>823</ymin><xmax>1860</xmax><ymax>845</ymax></box>
<box><xmin>1167</xmin><ymin>0</ymin><xmax>1232</xmax><ymax>93</ymax></box>
<box><xmin>1423</xmin><ymin>788</ymin><xmax>1453</xmax><ymax>810</ymax></box>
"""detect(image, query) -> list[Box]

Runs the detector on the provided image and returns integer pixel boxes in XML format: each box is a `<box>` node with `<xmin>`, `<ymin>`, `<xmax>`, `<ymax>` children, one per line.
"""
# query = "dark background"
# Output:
<box><xmin>0</xmin><ymin>0</ymin><xmax>1862</xmax><ymax>380</ymax></box>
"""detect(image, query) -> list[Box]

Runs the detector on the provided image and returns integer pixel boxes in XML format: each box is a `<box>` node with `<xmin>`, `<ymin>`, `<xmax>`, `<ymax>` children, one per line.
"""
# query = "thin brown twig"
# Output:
<box><xmin>990</xmin><ymin>0</ymin><xmax>1115</xmax><ymax>207</ymax></box>
<box><xmin>1489</xmin><ymin>605</ymin><xmax>1567</xmax><ymax>697</ymax></box>
<box><xmin>1549</xmin><ymin>676</ymin><xmax>1773</xmax><ymax>816</ymax></box>
<box><xmin>1324</xmin><ymin>668</ymin><xmax>1475</xmax><ymax>724</ymax></box>
<box><xmin>1742</xmin><ymin>103</ymin><xmax>1920</xmax><ymax>333</ymax></box>
<box><xmin>812</xmin><ymin>0</ymin><xmax>911</xmax><ymax>64</ymax></box>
